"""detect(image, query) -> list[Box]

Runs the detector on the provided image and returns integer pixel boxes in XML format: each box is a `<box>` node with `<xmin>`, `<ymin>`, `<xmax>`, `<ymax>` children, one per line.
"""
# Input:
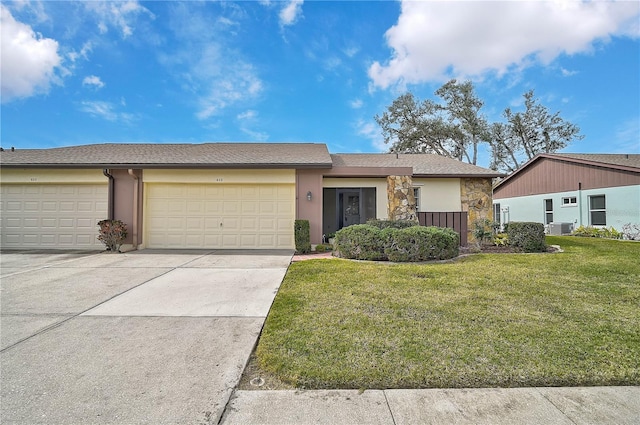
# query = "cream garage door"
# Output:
<box><xmin>0</xmin><ymin>184</ymin><xmax>108</xmax><ymax>249</ymax></box>
<box><xmin>145</xmin><ymin>184</ymin><xmax>295</xmax><ymax>249</ymax></box>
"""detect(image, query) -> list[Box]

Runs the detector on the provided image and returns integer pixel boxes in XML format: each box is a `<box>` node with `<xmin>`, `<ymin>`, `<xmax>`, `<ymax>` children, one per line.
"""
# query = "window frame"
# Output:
<box><xmin>589</xmin><ymin>195</ymin><xmax>606</xmax><ymax>226</ymax></box>
<box><xmin>544</xmin><ymin>198</ymin><xmax>553</xmax><ymax>225</ymax></box>
<box><xmin>413</xmin><ymin>187</ymin><xmax>421</xmax><ymax>212</ymax></box>
<box><xmin>561</xmin><ymin>196</ymin><xmax>577</xmax><ymax>207</ymax></box>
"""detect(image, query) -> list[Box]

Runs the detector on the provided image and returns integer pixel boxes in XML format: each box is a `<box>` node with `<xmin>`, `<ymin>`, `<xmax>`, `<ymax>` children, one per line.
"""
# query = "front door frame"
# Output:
<box><xmin>336</xmin><ymin>188</ymin><xmax>364</xmax><ymax>230</ymax></box>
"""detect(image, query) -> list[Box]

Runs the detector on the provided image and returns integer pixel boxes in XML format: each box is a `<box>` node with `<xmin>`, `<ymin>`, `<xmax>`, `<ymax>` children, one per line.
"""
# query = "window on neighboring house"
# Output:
<box><xmin>544</xmin><ymin>199</ymin><xmax>553</xmax><ymax>224</ymax></box>
<box><xmin>493</xmin><ymin>203</ymin><xmax>501</xmax><ymax>226</ymax></box>
<box><xmin>590</xmin><ymin>195</ymin><xmax>606</xmax><ymax>226</ymax></box>
<box><xmin>562</xmin><ymin>196</ymin><xmax>577</xmax><ymax>206</ymax></box>
<box><xmin>413</xmin><ymin>188</ymin><xmax>421</xmax><ymax>212</ymax></box>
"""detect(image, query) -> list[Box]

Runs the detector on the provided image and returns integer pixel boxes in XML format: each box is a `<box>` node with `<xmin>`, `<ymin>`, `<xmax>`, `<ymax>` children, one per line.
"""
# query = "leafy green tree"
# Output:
<box><xmin>489</xmin><ymin>90</ymin><xmax>583</xmax><ymax>173</ymax></box>
<box><xmin>375</xmin><ymin>80</ymin><xmax>489</xmax><ymax>165</ymax></box>
<box><xmin>375</xmin><ymin>82</ymin><xmax>583</xmax><ymax>173</ymax></box>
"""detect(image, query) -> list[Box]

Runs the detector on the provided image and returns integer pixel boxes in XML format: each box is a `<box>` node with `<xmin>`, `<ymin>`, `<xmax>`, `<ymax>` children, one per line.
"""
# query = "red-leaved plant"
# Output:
<box><xmin>97</xmin><ymin>219</ymin><xmax>128</xmax><ymax>252</ymax></box>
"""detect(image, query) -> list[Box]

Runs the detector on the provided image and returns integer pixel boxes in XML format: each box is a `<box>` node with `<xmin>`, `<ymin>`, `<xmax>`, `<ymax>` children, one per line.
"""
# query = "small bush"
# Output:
<box><xmin>507</xmin><ymin>222</ymin><xmax>546</xmax><ymax>252</ymax></box>
<box><xmin>97</xmin><ymin>219</ymin><xmax>128</xmax><ymax>252</ymax></box>
<box><xmin>572</xmin><ymin>225</ymin><xmax>622</xmax><ymax>240</ymax></box>
<box><xmin>314</xmin><ymin>244</ymin><xmax>327</xmax><ymax>253</ymax></box>
<box><xmin>384</xmin><ymin>226</ymin><xmax>459</xmax><ymax>262</ymax></box>
<box><xmin>334</xmin><ymin>224</ymin><xmax>386</xmax><ymax>260</ymax></box>
<box><xmin>294</xmin><ymin>220</ymin><xmax>311</xmax><ymax>254</ymax></box>
<box><xmin>366</xmin><ymin>219</ymin><xmax>419</xmax><ymax>230</ymax></box>
<box><xmin>472</xmin><ymin>218</ymin><xmax>498</xmax><ymax>247</ymax></box>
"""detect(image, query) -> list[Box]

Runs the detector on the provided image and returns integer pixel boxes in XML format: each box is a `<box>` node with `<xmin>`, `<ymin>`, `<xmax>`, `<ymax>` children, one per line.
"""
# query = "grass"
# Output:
<box><xmin>256</xmin><ymin>236</ymin><xmax>640</xmax><ymax>389</ymax></box>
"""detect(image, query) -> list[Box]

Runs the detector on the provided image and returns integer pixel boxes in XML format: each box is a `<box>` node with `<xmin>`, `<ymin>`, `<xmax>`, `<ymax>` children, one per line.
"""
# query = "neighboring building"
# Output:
<box><xmin>493</xmin><ymin>153</ymin><xmax>640</xmax><ymax>233</ymax></box>
<box><xmin>0</xmin><ymin>143</ymin><xmax>502</xmax><ymax>250</ymax></box>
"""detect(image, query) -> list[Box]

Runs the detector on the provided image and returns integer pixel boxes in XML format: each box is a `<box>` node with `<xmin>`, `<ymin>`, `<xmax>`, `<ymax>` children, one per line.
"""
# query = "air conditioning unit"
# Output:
<box><xmin>549</xmin><ymin>222</ymin><xmax>573</xmax><ymax>235</ymax></box>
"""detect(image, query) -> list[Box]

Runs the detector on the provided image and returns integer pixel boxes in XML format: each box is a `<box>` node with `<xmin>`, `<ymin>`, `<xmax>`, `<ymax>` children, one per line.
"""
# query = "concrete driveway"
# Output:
<box><xmin>0</xmin><ymin>249</ymin><xmax>292</xmax><ymax>424</ymax></box>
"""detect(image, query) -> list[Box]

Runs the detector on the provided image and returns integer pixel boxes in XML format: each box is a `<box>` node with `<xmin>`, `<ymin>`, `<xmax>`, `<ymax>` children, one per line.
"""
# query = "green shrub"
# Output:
<box><xmin>97</xmin><ymin>219</ymin><xmax>128</xmax><ymax>252</ymax></box>
<box><xmin>472</xmin><ymin>218</ymin><xmax>497</xmax><ymax>247</ymax></box>
<box><xmin>334</xmin><ymin>224</ymin><xmax>386</xmax><ymax>260</ymax></box>
<box><xmin>366</xmin><ymin>219</ymin><xmax>419</xmax><ymax>230</ymax></box>
<box><xmin>294</xmin><ymin>220</ymin><xmax>311</xmax><ymax>254</ymax></box>
<box><xmin>385</xmin><ymin>226</ymin><xmax>459</xmax><ymax>262</ymax></box>
<box><xmin>572</xmin><ymin>225</ymin><xmax>622</xmax><ymax>240</ymax></box>
<box><xmin>335</xmin><ymin>224</ymin><xmax>459</xmax><ymax>262</ymax></box>
<box><xmin>507</xmin><ymin>222</ymin><xmax>546</xmax><ymax>252</ymax></box>
<box><xmin>314</xmin><ymin>244</ymin><xmax>327</xmax><ymax>253</ymax></box>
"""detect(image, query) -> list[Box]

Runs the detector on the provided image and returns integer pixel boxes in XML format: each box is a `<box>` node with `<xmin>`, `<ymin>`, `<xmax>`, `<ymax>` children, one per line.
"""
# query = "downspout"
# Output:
<box><xmin>103</xmin><ymin>169</ymin><xmax>114</xmax><ymax>220</ymax></box>
<box><xmin>578</xmin><ymin>181</ymin><xmax>583</xmax><ymax>228</ymax></box>
<box><xmin>128</xmin><ymin>169</ymin><xmax>139</xmax><ymax>250</ymax></box>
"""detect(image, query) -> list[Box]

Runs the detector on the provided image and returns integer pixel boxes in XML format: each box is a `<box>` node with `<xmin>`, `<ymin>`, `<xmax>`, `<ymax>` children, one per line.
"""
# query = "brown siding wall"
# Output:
<box><xmin>494</xmin><ymin>158</ymin><xmax>640</xmax><ymax>199</ymax></box>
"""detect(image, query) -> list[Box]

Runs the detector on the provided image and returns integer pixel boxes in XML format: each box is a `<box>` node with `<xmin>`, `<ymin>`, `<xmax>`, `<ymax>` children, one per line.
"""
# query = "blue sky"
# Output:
<box><xmin>1</xmin><ymin>0</ymin><xmax>639</xmax><ymax>168</ymax></box>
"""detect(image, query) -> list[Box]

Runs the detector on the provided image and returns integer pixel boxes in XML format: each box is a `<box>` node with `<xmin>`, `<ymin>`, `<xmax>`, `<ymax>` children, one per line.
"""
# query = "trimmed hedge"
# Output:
<box><xmin>334</xmin><ymin>224</ymin><xmax>386</xmax><ymax>261</ymax></box>
<box><xmin>384</xmin><ymin>226</ymin><xmax>459</xmax><ymax>262</ymax></box>
<box><xmin>294</xmin><ymin>219</ymin><xmax>311</xmax><ymax>254</ymax></box>
<box><xmin>366</xmin><ymin>219</ymin><xmax>419</xmax><ymax>230</ymax></box>
<box><xmin>335</xmin><ymin>224</ymin><xmax>459</xmax><ymax>262</ymax></box>
<box><xmin>507</xmin><ymin>222</ymin><xmax>546</xmax><ymax>252</ymax></box>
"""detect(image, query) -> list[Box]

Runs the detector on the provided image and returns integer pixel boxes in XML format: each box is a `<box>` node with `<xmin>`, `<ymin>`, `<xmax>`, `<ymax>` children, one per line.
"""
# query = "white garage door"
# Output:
<box><xmin>145</xmin><ymin>184</ymin><xmax>295</xmax><ymax>249</ymax></box>
<box><xmin>0</xmin><ymin>184</ymin><xmax>108</xmax><ymax>249</ymax></box>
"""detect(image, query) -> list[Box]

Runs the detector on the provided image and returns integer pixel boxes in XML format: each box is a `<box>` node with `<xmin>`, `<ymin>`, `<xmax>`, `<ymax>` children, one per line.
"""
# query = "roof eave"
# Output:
<box><xmin>1</xmin><ymin>163</ymin><xmax>334</xmax><ymax>169</ymax></box>
<box><xmin>414</xmin><ymin>173</ymin><xmax>505</xmax><ymax>178</ymax></box>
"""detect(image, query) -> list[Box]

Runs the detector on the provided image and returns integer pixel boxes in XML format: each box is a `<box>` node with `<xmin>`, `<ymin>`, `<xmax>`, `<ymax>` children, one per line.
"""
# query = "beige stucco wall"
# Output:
<box><xmin>0</xmin><ymin>168</ymin><xmax>108</xmax><ymax>184</ymax></box>
<box><xmin>412</xmin><ymin>178</ymin><xmax>461</xmax><ymax>211</ymax></box>
<box><xmin>143</xmin><ymin>169</ymin><xmax>295</xmax><ymax>184</ymax></box>
<box><xmin>322</xmin><ymin>177</ymin><xmax>388</xmax><ymax>219</ymax></box>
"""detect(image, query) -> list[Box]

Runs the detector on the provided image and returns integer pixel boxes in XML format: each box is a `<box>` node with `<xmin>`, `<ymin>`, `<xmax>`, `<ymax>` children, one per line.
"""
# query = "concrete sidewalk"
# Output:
<box><xmin>221</xmin><ymin>386</ymin><xmax>640</xmax><ymax>424</ymax></box>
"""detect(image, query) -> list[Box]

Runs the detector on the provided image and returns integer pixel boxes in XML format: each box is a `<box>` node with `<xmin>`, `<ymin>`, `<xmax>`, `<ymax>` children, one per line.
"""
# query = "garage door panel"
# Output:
<box><xmin>145</xmin><ymin>183</ymin><xmax>294</xmax><ymax>249</ymax></box>
<box><xmin>205</xmin><ymin>201</ymin><xmax>222</xmax><ymax>214</ymax></box>
<box><xmin>223</xmin><ymin>201</ymin><xmax>239</xmax><ymax>214</ymax></box>
<box><xmin>77</xmin><ymin>218</ymin><xmax>94</xmax><ymax>228</ymax></box>
<box><xmin>23</xmin><ymin>218</ymin><xmax>39</xmax><ymax>228</ymax></box>
<box><xmin>185</xmin><ymin>234</ymin><xmax>204</xmax><ymax>246</ymax></box>
<box><xmin>1</xmin><ymin>184</ymin><xmax>107</xmax><ymax>249</ymax></box>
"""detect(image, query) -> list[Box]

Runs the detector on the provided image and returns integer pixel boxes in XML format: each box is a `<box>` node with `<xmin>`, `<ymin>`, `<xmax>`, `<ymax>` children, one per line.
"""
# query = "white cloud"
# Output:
<box><xmin>85</xmin><ymin>1</ymin><xmax>154</xmax><ymax>38</ymax></box>
<box><xmin>280</xmin><ymin>0</ymin><xmax>303</xmax><ymax>27</ymax></box>
<box><xmin>240</xmin><ymin>127</ymin><xmax>269</xmax><ymax>141</ymax></box>
<box><xmin>79</xmin><ymin>100</ymin><xmax>136</xmax><ymax>123</ymax></box>
<box><xmin>195</xmin><ymin>60</ymin><xmax>263</xmax><ymax>120</ymax></box>
<box><xmin>369</xmin><ymin>0</ymin><xmax>640</xmax><ymax>89</ymax></box>
<box><xmin>355</xmin><ymin>119</ymin><xmax>386</xmax><ymax>151</ymax></box>
<box><xmin>0</xmin><ymin>4</ymin><xmax>61</xmax><ymax>102</ymax></box>
<box><xmin>350</xmin><ymin>99</ymin><xmax>363</xmax><ymax>109</ymax></box>
<box><xmin>561</xmin><ymin>68</ymin><xmax>578</xmax><ymax>77</ymax></box>
<box><xmin>614</xmin><ymin>118</ymin><xmax>640</xmax><ymax>153</ymax></box>
<box><xmin>160</xmin><ymin>8</ymin><xmax>264</xmax><ymax>121</ymax></box>
<box><xmin>237</xmin><ymin>110</ymin><xmax>257</xmax><ymax>120</ymax></box>
<box><xmin>82</xmin><ymin>75</ymin><xmax>105</xmax><ymax>89</ymax></box>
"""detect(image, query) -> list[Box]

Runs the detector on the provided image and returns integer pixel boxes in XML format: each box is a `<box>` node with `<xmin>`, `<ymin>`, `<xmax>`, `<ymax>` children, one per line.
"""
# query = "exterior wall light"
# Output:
<box><xmin>307</xmin><ymin>191</ymin><xmax>312</xmax><ymax>201</ymax></box>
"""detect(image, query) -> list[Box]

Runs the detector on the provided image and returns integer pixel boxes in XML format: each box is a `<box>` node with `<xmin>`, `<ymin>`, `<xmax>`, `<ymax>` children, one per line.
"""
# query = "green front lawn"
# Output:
<box><xmin>257</xmin><ymin>236</ymin><xmax>640</xmax><ymax>389</ymax></box>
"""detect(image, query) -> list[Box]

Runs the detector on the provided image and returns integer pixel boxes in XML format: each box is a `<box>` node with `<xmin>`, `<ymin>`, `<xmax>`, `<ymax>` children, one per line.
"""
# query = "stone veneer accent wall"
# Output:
<box><xmin>387</xmin><ymin>175</ymin><xmax>417</xmax><ymax>221</ymax></box>
<box><xmin>460</xmin><ymin>177</ymin><xmax>493</xmax><ymax>242</ymax></box>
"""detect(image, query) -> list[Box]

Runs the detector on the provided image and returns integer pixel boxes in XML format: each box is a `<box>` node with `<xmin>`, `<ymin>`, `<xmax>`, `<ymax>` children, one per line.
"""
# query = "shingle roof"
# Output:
<box><xmin>545</xmin><ymin>153</ymin><xmax>640</xmax><ymax>170</ymax></box>
<box><xmin>0</xmin><ymin>143</ymin><xmax>333</xmax><ymax>168</ymax></box>
<box><xmin>331</xmin><ymin>153</ymin><xmax>504</xmax><ymax>177</ymax></box>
